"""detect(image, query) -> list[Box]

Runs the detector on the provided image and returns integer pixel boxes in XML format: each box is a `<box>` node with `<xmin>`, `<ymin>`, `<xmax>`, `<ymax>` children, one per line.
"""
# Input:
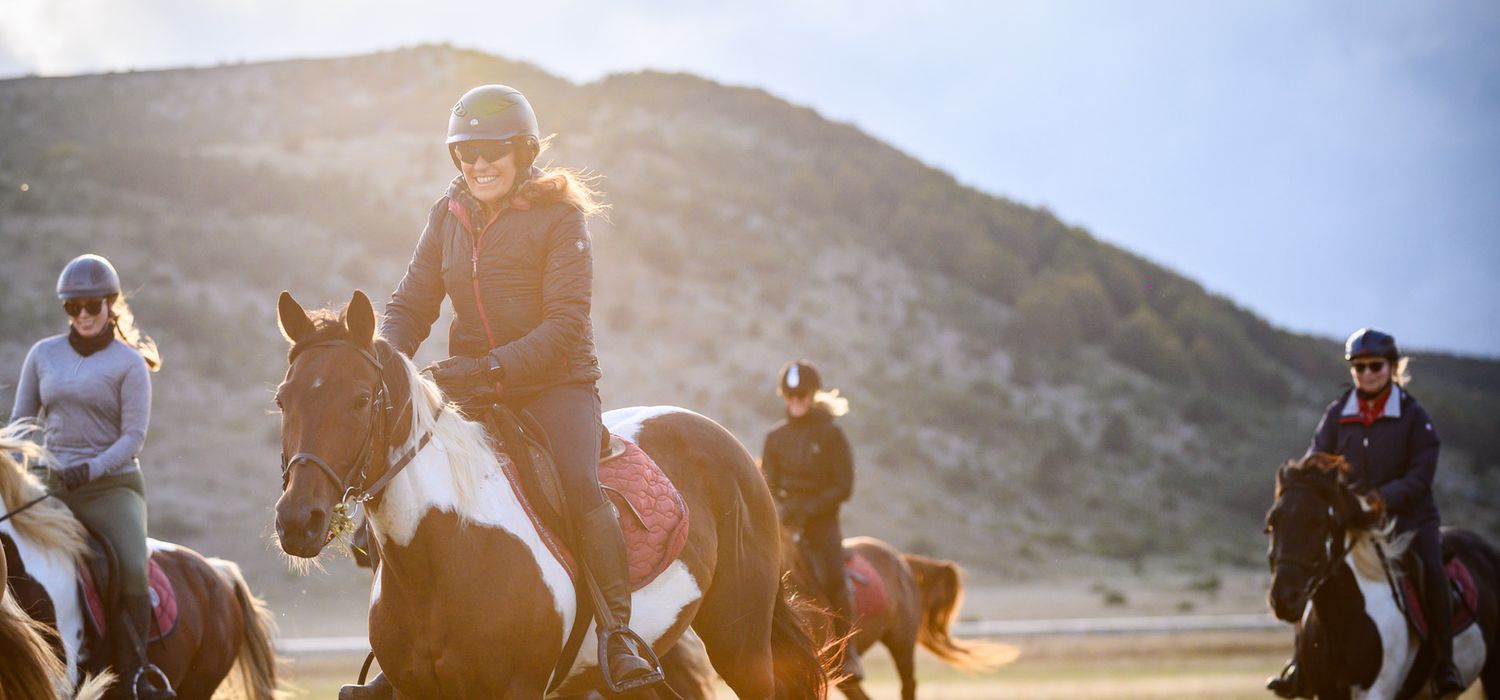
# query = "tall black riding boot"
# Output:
<box><xmin>1424</xmin><ymin>575</ymin><xmax>1465</xmax><ymax>697</ymax></box>
<box><xmin>578</xmin><ymin>500</ymin><xmax>665</xmax><ymax>693</ymax></box>
<box><xmin>115</xmin><ymin>594</ymin><xmax>175</xmax><ymax>700</ymax></box>
<box><xmin>830</xmin><ymin>576</ymin><xmax>865</xmax><ymax>681</ymax></box>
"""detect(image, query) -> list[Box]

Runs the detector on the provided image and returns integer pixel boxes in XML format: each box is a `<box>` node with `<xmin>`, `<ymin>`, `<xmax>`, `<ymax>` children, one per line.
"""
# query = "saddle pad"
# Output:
<box><xmin>846</xmin><ymin>553</ymin><xmax>888</xmax><ymax>622</ymax></box>
<box><xmin>498</xmin><ymin>434</ymin><xmax>690</xmax><ymax>591</ymax></box>
<box><xmin>80</xmin><ymin>555</ymin><xmax>178</xmax><ymax>643</ymax></box>
<box><xmin>1400</xmin><ymin>557</ymin><xmax>1479</xmax><ymax>639</ymax></box>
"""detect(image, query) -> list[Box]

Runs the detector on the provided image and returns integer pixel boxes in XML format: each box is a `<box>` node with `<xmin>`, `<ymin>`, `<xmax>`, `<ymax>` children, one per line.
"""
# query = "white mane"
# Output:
<box><xmin>0</xmin><ymin>421</ymin><xmax>88</xmax><ymax>563</ymax></box>
<box><xmin>391</xmin><ymin>350</ymin><xmax>501</xmax><ymax>520</ymax></box>
<box><xmin>1349</xmin><ymin>517</ymin><xmax>1415</xmax><ymax>585</ymax></box>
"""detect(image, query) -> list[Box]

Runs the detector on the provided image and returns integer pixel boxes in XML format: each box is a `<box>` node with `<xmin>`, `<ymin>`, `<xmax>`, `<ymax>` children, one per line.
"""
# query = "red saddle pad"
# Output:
<box><xmin>79</xmin><ymin>554</ymin><xmax>178</xmax><ymax>643</ymax></box>
<box><xmin>846</xmin><ymin>552</ymin><xmax>889</xmax><ymax>622</ymax></box>
<box><xmin>1400</xmin><ymin>557</ymin><xmax>1480</xmax><ymax>639</ymax></box>
<box><xmin>498</xmin><ymin>434</ymin><xmax>690</xmax><ymax>590</ymax></box>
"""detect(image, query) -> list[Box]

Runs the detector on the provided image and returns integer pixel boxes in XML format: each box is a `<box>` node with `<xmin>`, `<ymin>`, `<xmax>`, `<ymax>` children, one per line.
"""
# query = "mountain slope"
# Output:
<box><xmin>1</xmin><ymin>45</ymin><xmax>1495</xmax><ymax>592</ymax></box>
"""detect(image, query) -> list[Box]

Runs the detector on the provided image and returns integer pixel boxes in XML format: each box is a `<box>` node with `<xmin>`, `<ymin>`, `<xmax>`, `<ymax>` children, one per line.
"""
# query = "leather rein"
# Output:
<box><xmin>1272</xmin><ymin>483</ymin><xmax>1351</xmax><ymax>605</ymax></box>
<box><xmin>280</xmin><ymin>339</ymin><xmax>434</xmax><ymax>540</ymax></box>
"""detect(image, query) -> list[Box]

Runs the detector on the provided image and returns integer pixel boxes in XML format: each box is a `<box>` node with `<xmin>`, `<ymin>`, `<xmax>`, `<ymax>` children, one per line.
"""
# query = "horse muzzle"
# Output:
<box><xmin>275</xmin><ymin>494</ymin><xmax>331</xmax><ymax>559</ymax></box>
<box><xmin>1268</xmin><ymin>576</ymin><xmax>1310</xmax><ymax>623</ymax></box>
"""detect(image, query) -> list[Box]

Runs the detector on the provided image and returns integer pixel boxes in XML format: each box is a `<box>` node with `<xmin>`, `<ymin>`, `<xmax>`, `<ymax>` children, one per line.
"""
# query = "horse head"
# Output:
<box><xmin>1264</xmin><ymin>452</ymin><xmax>1385</xmax><ymax>621</ymax></box>
<box><xmin>273</xmin><ymin>290</ymin><xmax>396</xmax><ymax>559</ymax></box>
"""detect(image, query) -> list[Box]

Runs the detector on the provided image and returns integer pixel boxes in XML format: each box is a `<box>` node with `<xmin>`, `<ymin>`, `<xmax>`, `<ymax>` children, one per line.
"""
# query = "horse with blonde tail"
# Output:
<box><xmin>273</xmin><ymin>290</ymin><xmax>829</xmax><ymax>699</ymax></box>
<box><xmin>0</xmin><ymin>422</ymin><xmax>281</xmax><ymax>699</ymax></box>
<box><xmin>784</xmin><ymin>534</ymin><xmax>1017</xmax><ymax>700</ymax></box>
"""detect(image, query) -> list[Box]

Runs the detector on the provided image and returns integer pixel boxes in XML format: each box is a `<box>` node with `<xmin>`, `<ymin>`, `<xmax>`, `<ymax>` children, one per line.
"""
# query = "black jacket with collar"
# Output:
<box><xmin>761</xmin><ymin>408</ymin><xmax>854</xmax><ymax>523</ymax></box>
<box><xmin>381</xmin><ymin>181</ymin><xmax>601</xmax><ymax>402</ymax></box>
<box><xmin>1308</xmin><ymin>384</ymin><xmax>1441</xmax><ymax>527</ymax></box>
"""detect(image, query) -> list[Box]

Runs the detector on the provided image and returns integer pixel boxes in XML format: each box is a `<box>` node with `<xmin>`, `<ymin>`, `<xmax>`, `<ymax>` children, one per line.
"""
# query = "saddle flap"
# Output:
<box><xmin>1398</xmin><ymin>557</ymin><xmax>1480</xmax><ymax>639</ymax></box>
<box><xmin>845</xmin><ymin>552</ymin><xmax>888</xmax><ymax>622</ymax></box>
<box><xmin>79</xmin><ymin>544</ymin><xmax>178</xmax><ymax>644</ymax></box>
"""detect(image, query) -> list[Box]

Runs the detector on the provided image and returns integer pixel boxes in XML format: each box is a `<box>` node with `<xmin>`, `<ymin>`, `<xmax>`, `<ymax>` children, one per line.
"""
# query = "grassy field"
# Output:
<box><xmin>271</xmin><ymin>629</ymin><xmax>1485</xmax><ymax>699</ymax></box>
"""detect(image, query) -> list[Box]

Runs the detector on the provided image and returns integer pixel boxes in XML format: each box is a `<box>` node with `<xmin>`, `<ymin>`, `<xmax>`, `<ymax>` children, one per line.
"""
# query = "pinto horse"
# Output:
<box><xmin>272</xmin><ymin>290</ymin><xmax>827</xmax><ymax>699</ymax></box>
<box><xmin>1266</xmin><ymin>453</ymin><xmax>1500</xmax><ymax>698</ymax></box>
<box><xmin>783</xmin><ymin>533</ymin><xmax>1018</xmax><ymax>700</ymax></box>
<box><xmin>0</xmin><ymin>422</ymin><xmax>280</xmax><ymax>700</ymax></box>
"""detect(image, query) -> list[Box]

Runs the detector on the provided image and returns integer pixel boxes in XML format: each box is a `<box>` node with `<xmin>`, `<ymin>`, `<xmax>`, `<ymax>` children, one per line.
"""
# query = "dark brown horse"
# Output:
<box><xmin>1266</xmin><ymin>453</ymin><xmax>1500</xmax><ymax>698</ymax></box>
<box><xmin>273</xmin><ymin>290</ymin><xmax>827</xmax><ymax>698</ymax></box>
<box><xmin>0</xmin><ymin>423</ymin><xmax>280</xmax><ymax>700</ymax></box>
<box><xmin>784</xmin><ymin>533</ymin><xmax>1017</xmax><ymax>700</ymax></box>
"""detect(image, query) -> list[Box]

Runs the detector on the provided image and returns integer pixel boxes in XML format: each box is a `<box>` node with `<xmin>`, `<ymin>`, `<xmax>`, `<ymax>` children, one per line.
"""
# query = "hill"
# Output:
<box><xmin>2</xmin><ymin>45</ymin><xmax>1496</xmax><ymax>604</ymax></box>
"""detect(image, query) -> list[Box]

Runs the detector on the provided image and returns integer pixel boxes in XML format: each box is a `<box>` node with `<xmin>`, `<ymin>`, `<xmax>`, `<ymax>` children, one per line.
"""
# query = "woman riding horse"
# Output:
<box><xmin>760</xmin><ymin>359</ymin><xmax>863</xmax><ymax>680</ymax></box>
<box><xmin>1268</xmin><ymin>328</ymin><xmax>1464</xmax><ymax>699</ymax></box>
<box><xmin>344</xmin><ymin>83</ymin><xmax>660</xmax><ymax>698</ymax></box>
<box><xmin>10</xmin><ymin>254</ymin><xmax>174</xmax><ymax>700</ymax></box>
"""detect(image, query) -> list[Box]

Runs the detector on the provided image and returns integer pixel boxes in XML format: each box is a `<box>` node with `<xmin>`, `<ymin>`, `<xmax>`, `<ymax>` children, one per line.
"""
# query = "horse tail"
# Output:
<box><xmin>770</xmin><ymin>576</ymin><xmax>833</xmax><ymax>700</ymax></box>
<box><xmin>901</xmin><ymin>553</ymin><xmax>1019</xmax><ymax>671</ymax></box>
<box><xmin>209</xmin><ymin>557</ymin><xmax>282</xmax><ymax>700</ymax></box>
<box><xmin>0</xmin><ymin>593</ymin><xmax>65</xmax><ymax>700</ymax></box>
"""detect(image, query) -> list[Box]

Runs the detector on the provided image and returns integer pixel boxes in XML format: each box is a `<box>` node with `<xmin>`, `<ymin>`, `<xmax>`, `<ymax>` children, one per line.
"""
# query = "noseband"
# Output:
<box><xmin>280</xmin><ymin>339</ymin><xmax>434</xmax><ymax>530</ymax></box>
<box><xmin>1272</xmin><ymin>484</ymin><xmax>1349</xmax><ymax>603</ymax></box>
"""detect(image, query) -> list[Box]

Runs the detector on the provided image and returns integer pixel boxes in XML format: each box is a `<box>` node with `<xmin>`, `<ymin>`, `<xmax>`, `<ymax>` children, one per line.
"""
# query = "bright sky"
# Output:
<box><xmin>3</xmin><ymin>1</ymin><xmax>1497</xmax><ymax>357</ymax></box>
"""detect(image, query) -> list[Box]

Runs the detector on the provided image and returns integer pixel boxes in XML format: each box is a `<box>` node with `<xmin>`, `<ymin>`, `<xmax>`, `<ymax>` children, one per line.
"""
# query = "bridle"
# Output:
<box><xmin>1270</xmin><ymin>482</ymin><xmax>1350</xmax><ymax>605</ymax></box>
<box><xmin>279</xmin><ymin>338</ymin><xmax>434</xmax><ymax>539</ymax></box>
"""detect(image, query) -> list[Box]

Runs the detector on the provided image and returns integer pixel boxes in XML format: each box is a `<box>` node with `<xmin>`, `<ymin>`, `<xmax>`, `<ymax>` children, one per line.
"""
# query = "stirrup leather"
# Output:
<box><xmin>597</xmin><ymin>626</ymin><xmax>664</xmax><ymax>694</ymax></box>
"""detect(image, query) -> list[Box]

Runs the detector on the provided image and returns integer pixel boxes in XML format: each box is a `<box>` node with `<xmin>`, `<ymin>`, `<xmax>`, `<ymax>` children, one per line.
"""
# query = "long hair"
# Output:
<box><xmin>1393</xmin><ymin>356</ymin><xmax>1412</xmax><ymax>387</ymax></box>
<box><xmin>108</xmin><ymin>294</ymin><xmax>162</xmax><ymax>371</ymax></box>
<box><xmin>513</xmin><ymin>136</ymin><xmax>608</xmax><ymax>219</ymax></box>
<box><xmin>812</xmin><ymin>389</ymin><xmax>850</xmax><ymax>418</ymax></box>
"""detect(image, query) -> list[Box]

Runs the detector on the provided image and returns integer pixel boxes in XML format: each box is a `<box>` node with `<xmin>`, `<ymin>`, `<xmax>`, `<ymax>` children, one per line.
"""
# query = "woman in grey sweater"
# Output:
<box><xmin>10</xmin><ymin>253</ymin><xmax>174</xmax><ymax>700</ymax></box>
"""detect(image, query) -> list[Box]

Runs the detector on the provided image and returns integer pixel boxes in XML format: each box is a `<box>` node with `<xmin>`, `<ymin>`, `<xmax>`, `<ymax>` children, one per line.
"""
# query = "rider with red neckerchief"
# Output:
<box><xmin>1268</xmin><ymin>328</ymin><xmax>1464</xmax><ymax>698</ymax></box>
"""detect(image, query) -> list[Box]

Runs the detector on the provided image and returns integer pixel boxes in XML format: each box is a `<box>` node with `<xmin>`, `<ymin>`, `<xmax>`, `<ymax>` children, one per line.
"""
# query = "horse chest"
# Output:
<box><xmin>1</xmin><ymin>527</ymin><xmax>85</xmax><ymax>681</ymax></box>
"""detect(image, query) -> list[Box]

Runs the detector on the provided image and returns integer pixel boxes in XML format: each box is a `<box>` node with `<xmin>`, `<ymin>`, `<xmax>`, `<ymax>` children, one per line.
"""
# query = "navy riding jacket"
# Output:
<box><xmin>1307</xmin><ymin>384</ymin><xmax>1442</xmax><ymax>528</ymax></box>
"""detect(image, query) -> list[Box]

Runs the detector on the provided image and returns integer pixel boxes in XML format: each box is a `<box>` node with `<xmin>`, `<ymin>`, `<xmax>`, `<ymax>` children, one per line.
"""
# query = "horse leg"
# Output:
<box><xmin>881</xmin><ymin>633</ymin><xmax>919</xmax><ymax>700</ymax></box>
<box><xmin>693</xmin><ymin>573</ymin><xmax>778</xmax><ymax>700</ymax></box>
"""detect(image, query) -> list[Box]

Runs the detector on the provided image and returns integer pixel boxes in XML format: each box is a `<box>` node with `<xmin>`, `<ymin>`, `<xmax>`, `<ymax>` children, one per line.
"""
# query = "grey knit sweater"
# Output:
<box><xmin>10</xmin><ymin>334</ymin><xmax>151</xmax><ymax>479</ymax></box>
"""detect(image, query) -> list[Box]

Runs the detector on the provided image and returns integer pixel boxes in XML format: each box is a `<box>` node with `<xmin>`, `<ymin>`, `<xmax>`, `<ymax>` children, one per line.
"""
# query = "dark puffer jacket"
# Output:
<box><xmin>1307</xmin><ymin>384</ymin><xmax>1441</xmax><ymax>527</ymax></box>
<box><xmin>381</xmin><ymin>178</ymin><xmax>601</xmax><ymax>401</ymax></box>
<box><xmin>761</xmin><ymin>408</ymin><xmax>854</xmax><ymax>524</ymax></box>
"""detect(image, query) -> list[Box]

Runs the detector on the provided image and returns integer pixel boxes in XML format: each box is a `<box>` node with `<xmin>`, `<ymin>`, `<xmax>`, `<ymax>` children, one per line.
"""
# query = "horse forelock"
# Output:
<box><xmin>0</xmin><ymin>422</ymin><xmax>88</xmax><ymax>564</ymax></box>
<box><xmin>285</xmin><ymin>307</ymin><xmax>358</xmax><ymax>364</ymax></box>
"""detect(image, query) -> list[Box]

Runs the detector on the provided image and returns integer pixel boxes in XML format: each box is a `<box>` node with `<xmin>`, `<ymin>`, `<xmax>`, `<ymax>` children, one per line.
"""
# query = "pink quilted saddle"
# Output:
<box><xmin>498</xmin><ymin>434</ymin><xmax>690</xmax><ymax>590</ymax></box>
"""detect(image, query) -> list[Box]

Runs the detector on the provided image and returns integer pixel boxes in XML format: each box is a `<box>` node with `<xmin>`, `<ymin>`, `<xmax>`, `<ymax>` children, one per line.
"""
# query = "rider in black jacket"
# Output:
<box><xmin>760</xmin><ymin>359</ymin><xmax>862</xmax><ymax>680</ymax></box>
<box><xmin>1269</xmin><ymin>328</ymin><xmax>1464</xmax><ymax>698</ymax></box>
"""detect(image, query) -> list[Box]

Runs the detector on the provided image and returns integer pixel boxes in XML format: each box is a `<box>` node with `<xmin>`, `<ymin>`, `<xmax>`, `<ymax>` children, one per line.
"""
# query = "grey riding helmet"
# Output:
<box><xmin>778</xmin><ymin>360</ymin><xmax>822</xmax><ymax>398</ymax></box>
<box><xmin>1345</xmin><ymin>328</ymin><xmax>1399</xmax><ymax>360</ymax></box>
<box><xmin>447</xmin><ymin>84</ymin><xmax>540</xmax><ymax>170</ymax></box>
<box><xmin>56</xmin><ymin>254</ymin><xmax>122</xmax><ymax>300</ymax></box>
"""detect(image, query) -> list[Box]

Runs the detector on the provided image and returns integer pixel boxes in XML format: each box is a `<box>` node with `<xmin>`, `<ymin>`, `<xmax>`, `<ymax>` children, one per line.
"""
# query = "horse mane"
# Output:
<box><xmin>387</xmin><ymin>344</ymin><xmax>493</xmax><ymax>519</ymax></box>
<box><xmin>1280</xmin><ymin>452</ymin><xmax>1412</xmax><ymax>583</ymax></box>
<box><xmin>284</xmin><ymin>303</ymin><xmax>500</xmax><ymax>521</ymax></box>
<box><xmin>0</xmin><ymin>421</ymin><xmax>88</xmax><ymax>564</ymax></box>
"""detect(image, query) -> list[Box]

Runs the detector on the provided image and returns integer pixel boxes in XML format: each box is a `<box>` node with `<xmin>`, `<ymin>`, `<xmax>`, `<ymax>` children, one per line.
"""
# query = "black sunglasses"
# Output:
<box><xmin>1351</xmin><ymin>360</ymin><xmax>1387</xmax><ymax>374</ymax></box>
<box><xmin>451</xmin><ymin>140</ymin><xmax>517</xmax><ymax>165</ymax></box>
<box><xmin>63</xmin><ymin>299</ymin><xmax>106</xmax><ymax>317</ymax></box>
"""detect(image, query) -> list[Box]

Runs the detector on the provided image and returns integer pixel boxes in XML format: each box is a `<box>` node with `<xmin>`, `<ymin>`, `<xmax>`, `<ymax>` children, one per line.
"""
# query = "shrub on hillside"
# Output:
<box><xmin>1109</xmin><ymin>307</ymin><xmax>1193</xmax><ymax>383</ymax></box>
<box><xmin>1009</xmin><ymin>272</ymin><xmax>1116</xmax><ymax>351</ymax></box>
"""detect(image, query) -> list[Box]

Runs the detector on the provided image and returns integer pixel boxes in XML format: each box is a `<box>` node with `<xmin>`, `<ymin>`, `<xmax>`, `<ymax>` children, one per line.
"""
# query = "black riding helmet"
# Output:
<box><xmin>1345</xmin><ymin>328</ymin><xmax>1399</xmax><ymax>360</ymax></box>
<box><xmin>56</xmin><ymin>253</ymin><xmax>122</xmax><ymax>300</ymax></box>
<box><xmin>447</xmin><ymin>84</ymin><xmax>540</xmax><ymax>172</ymax></box>
<box><xmin>778</xmin><ymin>360</ymin><xmax>822</xmax><ymax>398</ymax></box>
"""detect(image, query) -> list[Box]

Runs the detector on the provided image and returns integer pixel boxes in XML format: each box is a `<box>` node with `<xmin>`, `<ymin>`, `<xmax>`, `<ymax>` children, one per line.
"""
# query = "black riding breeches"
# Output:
<box><xmin>508</xmin><ymin>383</ymin><xmax>607</xmax><ymax>519</ymax></box>
<box><xmin>800</xmin><ymin>513</ymin><xmax>846</xmax><ymax>598</ymax></box>
<box><xmin>1410</xmin><ymin>522</ymin><xmax>1453</xmax><ymax>651</ymax></box>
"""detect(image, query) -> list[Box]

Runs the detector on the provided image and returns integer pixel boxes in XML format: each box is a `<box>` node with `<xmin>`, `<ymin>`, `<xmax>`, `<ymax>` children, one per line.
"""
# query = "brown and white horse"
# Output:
<box><xmin>0</xmin><ymin>422</ymin><xmax>280</xmax><ymax>700</ymax></box>
<box><xmin>1266</xmin><ymin>453</ymin><xmax>1500</xmax><ymax>699</ymax></box>
<box><xmin>783</xmin><ymin>533</ymin><xmax>1017</xmax><ymax>700</ymax></box>
<box><xmin>272</xmin><ymin>290</ymin><xmax>828</xmax><ymax>699</ymax></box>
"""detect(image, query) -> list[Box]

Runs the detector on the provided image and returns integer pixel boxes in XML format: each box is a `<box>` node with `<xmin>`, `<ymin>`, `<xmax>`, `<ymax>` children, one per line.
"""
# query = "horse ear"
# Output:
<box><xmin>345</xmin><ymin>290</ymin><xmax>376</xmax><ymax>346</ymax></box>
<box><xmin>277</xmin><ymin>291</ymin><xmax>315</xmax><ymax>344</ymax></box>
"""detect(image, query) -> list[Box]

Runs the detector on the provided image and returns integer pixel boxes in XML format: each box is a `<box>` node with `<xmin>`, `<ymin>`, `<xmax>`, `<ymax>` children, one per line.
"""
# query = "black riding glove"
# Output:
<box><xmin>57</xmin><ymin>463</ymin><xmax>90</xmax><ymax>491</ymax></box>
<box><xmin>423</xmin><ymin>355</ymin><xmax>501</xmax><ymax>396</ymax></box>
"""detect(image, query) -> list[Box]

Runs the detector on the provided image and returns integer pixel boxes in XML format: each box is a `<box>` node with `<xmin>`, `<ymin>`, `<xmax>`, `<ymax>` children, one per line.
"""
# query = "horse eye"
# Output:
<box><xmin>353</xmin><ymin>395</ymin><xmax>371</xmax><ymax>410</ymax></box>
